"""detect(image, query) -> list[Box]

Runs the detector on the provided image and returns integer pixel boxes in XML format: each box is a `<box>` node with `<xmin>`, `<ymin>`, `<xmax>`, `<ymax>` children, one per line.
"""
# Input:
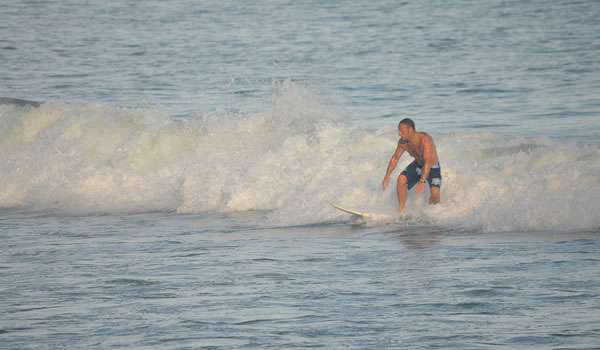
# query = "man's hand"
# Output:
<box><xmin>382</xmin><ymin>176</ymin><xmax>390</xmax><ymax>191</ymax></box>
<box><xmin>415</xmin><ymin>181</ymin><xmax>425</xmax><ymax>195</ymax></box>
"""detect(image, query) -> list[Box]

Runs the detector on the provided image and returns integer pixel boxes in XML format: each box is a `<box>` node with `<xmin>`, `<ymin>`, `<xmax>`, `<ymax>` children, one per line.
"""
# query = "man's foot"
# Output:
<box><xmin>429</xmin><ymin>196</ymin><xmax>440</xmax><ymax>205</ymax></box>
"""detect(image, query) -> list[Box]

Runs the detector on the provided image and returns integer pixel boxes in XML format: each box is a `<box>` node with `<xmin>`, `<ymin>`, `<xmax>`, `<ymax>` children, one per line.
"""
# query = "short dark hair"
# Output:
<box><xmin>399</xmin><ymin>118</ymin><xmax>415</xmax><ymax>130</ymax></box>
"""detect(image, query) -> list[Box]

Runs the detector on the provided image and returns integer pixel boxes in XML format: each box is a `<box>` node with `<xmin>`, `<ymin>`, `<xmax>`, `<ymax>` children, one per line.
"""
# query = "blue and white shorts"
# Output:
<box><xmin>400</xmin><ymin>161</ymin><xmax>442</xmax><ymax>190</ymax></box>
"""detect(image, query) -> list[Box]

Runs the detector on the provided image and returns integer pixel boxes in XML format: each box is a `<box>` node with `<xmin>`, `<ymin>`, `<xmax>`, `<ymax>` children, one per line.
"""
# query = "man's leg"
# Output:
<box><xmin>397</xmin><ymin>175</ymin><xmax>408</xmax><ymax>212</ymax></box>
<box><xmin>427</xmin><ymin>164</ymin><xmax>442</xmax><ymax>205</ymax></box>
<box><xmin>429</xmin><ymin>186</ymin><xmax>440</xmax><ymax>205</ymax></box>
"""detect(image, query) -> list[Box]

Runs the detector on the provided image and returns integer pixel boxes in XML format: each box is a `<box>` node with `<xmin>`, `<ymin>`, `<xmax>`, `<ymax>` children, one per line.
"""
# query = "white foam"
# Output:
<box><xmin>1</xmin><ymin>82</ymin><xmax>599</xmax><ymax>232</ymax></box>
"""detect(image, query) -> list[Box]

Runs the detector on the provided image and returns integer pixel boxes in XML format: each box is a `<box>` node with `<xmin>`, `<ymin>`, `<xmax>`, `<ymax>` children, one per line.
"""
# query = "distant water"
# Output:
<box><xmin>1</xmin><ymin>0</ymin><xmax>599</xmax><ymax>349</ymax></box>
<box><xmin>2</xmin><ymin>0</ymin><xmax>599</xmax><ymax>139</ymax></box>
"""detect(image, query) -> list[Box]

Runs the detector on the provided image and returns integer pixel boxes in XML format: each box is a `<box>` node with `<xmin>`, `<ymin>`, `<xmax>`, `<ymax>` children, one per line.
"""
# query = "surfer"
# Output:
<box><xmin>382</xmin><ymin>118</ymin><xmax>441</xmax><ymax>212</ymax></box>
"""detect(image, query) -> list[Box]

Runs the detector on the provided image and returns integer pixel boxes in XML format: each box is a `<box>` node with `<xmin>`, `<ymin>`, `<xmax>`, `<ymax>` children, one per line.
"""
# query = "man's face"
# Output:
<box><xmin>398</xmin><ymin>123</ymin><xmax>411</xmax><ymax>139</ymax></box>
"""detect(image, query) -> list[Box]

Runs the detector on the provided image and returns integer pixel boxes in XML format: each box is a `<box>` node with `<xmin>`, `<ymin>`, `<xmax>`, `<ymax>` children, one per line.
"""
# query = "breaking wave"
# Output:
<box><xmin>1</xmin><ymin>81</ymin><xmax>599</xmax><ymax>232</ymax></box>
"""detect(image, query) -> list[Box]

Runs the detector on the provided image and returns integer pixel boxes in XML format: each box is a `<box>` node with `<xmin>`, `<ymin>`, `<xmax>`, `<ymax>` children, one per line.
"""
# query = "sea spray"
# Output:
<box><xmin>1</xmin><ymin>82</ymin><xmax>599</xmax><ymax>232</ymax></box>
<box><xmin>430</xmin><ymin>133</ymin><xmax>600</xmax><ymax>232</ymax></box>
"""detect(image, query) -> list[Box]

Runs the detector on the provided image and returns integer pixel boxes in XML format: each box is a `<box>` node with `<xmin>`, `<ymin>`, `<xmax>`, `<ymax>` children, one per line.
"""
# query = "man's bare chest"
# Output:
<box><xmin>401</xmin><ymin>142</ymin><xmax>423</xmax><ymax>157</ymax></box>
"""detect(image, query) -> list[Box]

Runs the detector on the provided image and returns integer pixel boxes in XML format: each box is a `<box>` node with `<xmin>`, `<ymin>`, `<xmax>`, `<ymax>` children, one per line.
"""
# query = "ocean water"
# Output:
<box><xmin>1</xmin><ymin>0</ymin><xmax>600</xmax><ymax>349</ymax></box>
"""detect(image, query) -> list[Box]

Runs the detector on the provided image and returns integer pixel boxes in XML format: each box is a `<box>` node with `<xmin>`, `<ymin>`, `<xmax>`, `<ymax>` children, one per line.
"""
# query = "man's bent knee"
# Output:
<box><xmin>398</xmin><ymin>175</ymin><xmax>408</xmax><ymax>186</ymax></box>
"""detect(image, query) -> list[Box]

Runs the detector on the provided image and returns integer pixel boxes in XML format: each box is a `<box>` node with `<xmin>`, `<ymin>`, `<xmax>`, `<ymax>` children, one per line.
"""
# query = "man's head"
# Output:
<box><xmin>398</xmin><ymin>118</ymin><xmax>415</xmax><ymax>139</ymax></box>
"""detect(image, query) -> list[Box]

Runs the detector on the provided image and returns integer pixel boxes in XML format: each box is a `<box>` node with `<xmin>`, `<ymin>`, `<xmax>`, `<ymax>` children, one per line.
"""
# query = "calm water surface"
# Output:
<box><xmin>2</xmin><ymin>212</ymin><xmax>599</xmax><ymax>349</ymax></box>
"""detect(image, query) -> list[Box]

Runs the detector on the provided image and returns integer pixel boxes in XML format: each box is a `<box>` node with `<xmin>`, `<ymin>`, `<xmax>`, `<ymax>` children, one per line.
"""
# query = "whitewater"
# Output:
<box><xmin>2</xmin><ymin>81</ymin><xmax>599</xmax><ymax>232</ymax></box>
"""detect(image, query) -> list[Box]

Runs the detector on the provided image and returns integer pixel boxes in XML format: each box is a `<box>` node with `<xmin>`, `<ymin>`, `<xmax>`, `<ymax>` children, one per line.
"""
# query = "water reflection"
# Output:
<box><xmin>393</xmin><ymin>226</ymin><xmax>444</xmax><ymax>249</ymax></box>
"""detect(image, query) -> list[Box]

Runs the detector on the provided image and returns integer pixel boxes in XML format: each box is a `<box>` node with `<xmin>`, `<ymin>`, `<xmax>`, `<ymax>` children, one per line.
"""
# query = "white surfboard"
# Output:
<box><xmin>332</xmin><ymin>204</ymin><xmax>422</xmax><ymax>225</ymax></box>
<box><xmin>331</xmin><ymin>204</ymin><xmax>373</xmax><ymax>220</ymax></box>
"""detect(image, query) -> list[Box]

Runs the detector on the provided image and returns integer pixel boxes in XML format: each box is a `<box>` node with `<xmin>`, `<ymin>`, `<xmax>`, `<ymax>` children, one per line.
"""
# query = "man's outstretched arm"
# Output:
<box><xmin>415</xmin><ymin>135</ymin><xmax>436</xmax><ymax>195</ymax></box>
<box><xmin>382</xmin><ymin>142</ymin><xmax>404</xmax><ymax>190</ymax></box>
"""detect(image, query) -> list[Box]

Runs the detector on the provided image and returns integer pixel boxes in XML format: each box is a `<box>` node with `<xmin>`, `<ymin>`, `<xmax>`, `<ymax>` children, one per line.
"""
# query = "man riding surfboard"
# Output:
<box><xmin>382</xmin><ymin>118</ymin><xmax>442</xmax><ymax>212</ymax></box>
